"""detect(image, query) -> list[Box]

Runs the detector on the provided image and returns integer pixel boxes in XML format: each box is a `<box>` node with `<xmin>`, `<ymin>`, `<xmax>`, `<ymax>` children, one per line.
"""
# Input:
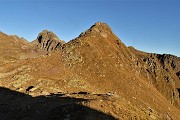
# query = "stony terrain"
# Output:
<box><xmin>0</xmin><ymin>22</ymin><xmax>180</xmax><ymax>120</ymax></box>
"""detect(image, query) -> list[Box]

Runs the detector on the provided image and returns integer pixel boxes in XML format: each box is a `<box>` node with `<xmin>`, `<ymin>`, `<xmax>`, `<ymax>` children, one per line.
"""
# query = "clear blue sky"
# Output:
<box><xmin>0</xmin><ymin>0</ymin><xmax>179</xmax><ymax>56</ymax></box>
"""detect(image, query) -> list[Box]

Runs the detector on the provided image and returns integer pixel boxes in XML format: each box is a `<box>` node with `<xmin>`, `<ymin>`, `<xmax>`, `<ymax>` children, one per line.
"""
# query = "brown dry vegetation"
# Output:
<box><xmin>0</xmin><ymin>22</ymin><xmax>180</xmax><ymax>120</ymax></box>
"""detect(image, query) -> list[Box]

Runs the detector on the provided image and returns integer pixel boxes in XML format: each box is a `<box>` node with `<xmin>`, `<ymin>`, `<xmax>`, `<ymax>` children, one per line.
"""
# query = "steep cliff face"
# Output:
<box><xmin>155</xmin><ymin>54</ymin><xmax>180</xmax><ymax>103</ymax></box>
<box><xmin>129</xmin><ymin>47</ymin><xmax>180</xmax><ymax>107</ymax></box>
<box><xmin>156</xmin><ymin>54</ymin><xmax>180</xmax><ymax>86</ymax></box>
<box><xmin>32</xmin><ymin>30</ymin><xmax>65</xmax><ymax>52</ymax></box>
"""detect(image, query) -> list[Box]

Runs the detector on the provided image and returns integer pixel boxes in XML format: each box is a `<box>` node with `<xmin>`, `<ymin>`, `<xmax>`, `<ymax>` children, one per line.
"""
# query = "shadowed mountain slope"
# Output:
<box><xmin>0</xmin><ymin>87</ymin><xmax>116</xmax><ymax>120</ymax></box>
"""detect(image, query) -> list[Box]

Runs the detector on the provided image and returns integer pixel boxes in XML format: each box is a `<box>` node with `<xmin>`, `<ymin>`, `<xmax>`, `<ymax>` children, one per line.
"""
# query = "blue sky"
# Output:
<box><xmin>0</xmin><ymin>0</ymin><xmax>179</xmax><ymax>56</ymax></box>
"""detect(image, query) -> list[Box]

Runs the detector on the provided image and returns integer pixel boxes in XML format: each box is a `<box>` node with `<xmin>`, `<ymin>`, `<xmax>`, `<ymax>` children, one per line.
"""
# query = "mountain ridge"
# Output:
<box><xmin>0</xmin><ymin>22</ymin><xmax>180</xmax><ymax>119</ymax></box>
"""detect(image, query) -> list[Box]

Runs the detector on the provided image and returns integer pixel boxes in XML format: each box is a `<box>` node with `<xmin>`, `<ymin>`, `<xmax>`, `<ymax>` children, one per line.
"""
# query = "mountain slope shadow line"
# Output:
<box><xmin>0</xmin><ymin>87</ymin><xmax>117</xmax><ymax>120</ymax></box>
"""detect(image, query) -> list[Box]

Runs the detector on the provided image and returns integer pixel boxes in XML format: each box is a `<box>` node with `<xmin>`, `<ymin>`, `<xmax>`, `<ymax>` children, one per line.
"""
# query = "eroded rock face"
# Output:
<box><xmin>156</xmin><ymin>54</ymin><xmax>180</xmax><ymax>72</ymax></box>
<box><xmin>128</xmin><ymin>47</ymin><xmax>180</xmax><ymax>107</ymax></box>
<box><xmin>143</xmin><ymin>54</ymin><xmax>179</xmax><ymax>106</ymax></box>
<box><xmin>155</xmin><ymin>54</ymin><xmax>180</xmax><ymax>103</ymax></box>
<box><xmin>155</xmin><ymin>54</ymin><xmax>180</xmax><ymax>87</ymax></box>
<box><xmin>32</xmin><ymin>30</ymin><xmax>65</xmax><ymax>52</ymax></box>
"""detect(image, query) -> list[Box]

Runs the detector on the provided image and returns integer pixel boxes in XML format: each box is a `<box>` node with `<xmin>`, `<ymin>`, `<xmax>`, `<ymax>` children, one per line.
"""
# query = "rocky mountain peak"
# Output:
<box><xmin>32</xmin><ymin>30</ymin><xmax>65</xmax><ymax>52</ymax></box>
<box><xmin>79</xmin><ymin>22</ymin><xmax>113</xmax><ymax>38</ymax></box>
<box><xmin>93</xmin><ymin>22</ymin><xmax>111</xmax><ymax>29</ymax></box>
<box><xmin>37</xmin><ymin>30</ymin><xmax>60</xmax><ymax>42</ymax></box>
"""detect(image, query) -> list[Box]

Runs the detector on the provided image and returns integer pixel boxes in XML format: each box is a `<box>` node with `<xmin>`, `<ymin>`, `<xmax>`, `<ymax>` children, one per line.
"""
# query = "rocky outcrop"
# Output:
<box><xmin>156</xmin><ymin>54</ymin><xmax>180</xmax><ymax>73</ymax></box>
<box><xmin>155</xmin><ymin>54</ymin><xmax>180</xmax><ymax>87</ymax></box>
<box><xmin>129</xmin><ymin>48</ymin><xmax>180</xmax><ymax>107</ymax></box>
<box><xmin>144</xmin><ymin>54</ymin><xmax>179</xmax><ymax>106</ymax></box>
<box><xmin>155</xmin><ymin>54</ymin><xmax>180</xmax><ymax>102</ymax></box>
<box><xmin>32</xmin><ymin>30</ymin><xmax>65</xmax><ymax>52</ymax></box>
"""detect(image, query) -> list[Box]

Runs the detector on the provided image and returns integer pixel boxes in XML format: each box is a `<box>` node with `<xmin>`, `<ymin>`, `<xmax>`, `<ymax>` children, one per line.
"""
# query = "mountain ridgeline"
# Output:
<box><xmin>0</xmin><ymin>22</ymin><xmax>180</xmax><ymax>119</ymax></box>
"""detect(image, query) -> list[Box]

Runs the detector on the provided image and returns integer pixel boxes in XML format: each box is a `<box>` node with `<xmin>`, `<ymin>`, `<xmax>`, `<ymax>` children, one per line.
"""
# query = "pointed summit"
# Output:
<box><xmin>79</xmin><ymin>22</ymin><xmax>113</xmax><ymax>38</ymax></box>
<box><xmin>37</xmin><ymin>30</ymin><xmax>61</xmax><ymax>42</ymax></box>
<box><xmin>65</xmin><ymin>22</ymin><xmax>129</xmax><ymax>59</ymax></box>
<box><xmin>91</xmin><ymin>22</ymin><xmax>112</xmax><ymax>30</ymax></box>
<box><xmin>74</xmin><ymin>22</ymin><xmax>126</xmax><ymax>49</ymax></box>
<box><xmin>32</xmin><ymin>30</ymin><xmax>65</xmax><ymax>52</ymax></box>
